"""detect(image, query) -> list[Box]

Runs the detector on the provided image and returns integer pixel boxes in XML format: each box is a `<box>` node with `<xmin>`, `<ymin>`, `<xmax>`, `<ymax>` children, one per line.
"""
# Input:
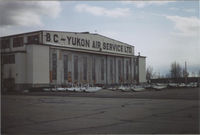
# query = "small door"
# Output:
<box><xmin>3</xmin><ymin>78</ymin><xmax>15</xmax><ymax>91</ymax></box>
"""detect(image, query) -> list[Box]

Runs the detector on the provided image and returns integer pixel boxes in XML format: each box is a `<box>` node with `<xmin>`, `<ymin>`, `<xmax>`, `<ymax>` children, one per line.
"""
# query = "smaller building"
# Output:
<box><xmin>1</xmin><ymin>30</ymin><xmax>146</xmax><ymax>91</ymax></box>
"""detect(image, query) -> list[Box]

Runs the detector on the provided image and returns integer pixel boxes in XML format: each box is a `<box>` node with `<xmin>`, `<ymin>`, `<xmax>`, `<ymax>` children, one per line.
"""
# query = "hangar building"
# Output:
<box><xmin>1</xmin><ymin>30</ymin><xmax>146</xmax><ymax>91</ymax></box>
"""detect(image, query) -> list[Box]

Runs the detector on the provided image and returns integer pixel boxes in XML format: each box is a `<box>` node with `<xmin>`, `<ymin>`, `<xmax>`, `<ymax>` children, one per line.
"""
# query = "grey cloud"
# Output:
<box><xmin>166</xmin><ymin>15</ymin><xmax>200</xmax><ymax>37</ymax></box>
<box><xmin>75</xmin><ymin>4</ymin><xmax>131</xmax><ymax>18</ymax></box>
<box><xmin>0</xmin><ymin>1</ymin><xmax>61</xmax><ymax>26</ymax></box>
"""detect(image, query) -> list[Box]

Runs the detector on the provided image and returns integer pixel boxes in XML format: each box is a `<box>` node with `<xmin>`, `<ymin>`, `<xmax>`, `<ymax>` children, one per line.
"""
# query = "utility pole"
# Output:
<box><xmin>185</xmin><ymin>61</ymin><xmax>187</xmax><ymax>84</ymax></box>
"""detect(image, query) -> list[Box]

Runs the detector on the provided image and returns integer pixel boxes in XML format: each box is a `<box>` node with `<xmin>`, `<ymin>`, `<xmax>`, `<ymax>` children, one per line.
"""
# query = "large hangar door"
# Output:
<box><xmin>118</xmin><ymin>59</ymin><xmax>122</xmax><ymax>84</ymax></box>
<box><xmin>92</xmin><ymin>56</ymin><xmax>96</xmax><ymax>84</ymax></box>
<box><xmin>83</xmin><ymin>56</ymin><xmax>87</xmax><ymax>81</ymax></box>
<box><xmin>110</xmin><ymin>59</ymin><xmax>113</xmax><ymax>84</ymax></box>
<box><xmin>74</xmin><ymin>55</ymin><xmax>78</xmax><ymax>82</ymax></box>
<box><xmin>63</xmin><ymin>55</ymin><xmax>68</xmax><ymax>83</ymax></box>
<box><xmin>52</xmin><ymin>53</ymin><xmax>57</xmax><ymax>80</ymax></box>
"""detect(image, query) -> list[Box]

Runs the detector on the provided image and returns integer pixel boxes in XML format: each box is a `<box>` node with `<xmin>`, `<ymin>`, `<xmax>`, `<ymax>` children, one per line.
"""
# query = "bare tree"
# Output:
<box><xmin>170</xmin><ymin>62</ymin><xmax>182</xmax><ymax>78</ymax></box>
<box><xmin>165</xmin><ymin>73</ymin><xmax>171</xmax><ymax>78</ymax></box>
<box><xmin>198</xmin><ymin>70</ymin><xmax>200</xmax><ymax>77</ymax></box>
<box><xmin>191</xmin><ymin>72</ymin><xmax>196</xmax><ymax>77</ymax></box>
<box><xmin>182</xmin><ymin>68</ymin><xmax>189</xmax><ymax>78</ymax></box>
<box><xmin>146</xmin><ymin>66</ymin><xmax>153</xmax><ymax>82</ymax></box>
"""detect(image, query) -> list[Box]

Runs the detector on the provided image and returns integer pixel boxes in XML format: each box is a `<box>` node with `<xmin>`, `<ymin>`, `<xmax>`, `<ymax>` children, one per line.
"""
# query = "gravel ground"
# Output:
<box><xmin>1</xmin><ymin>87</ymin><xmax>200</xmax><ymax>134</ymax></box>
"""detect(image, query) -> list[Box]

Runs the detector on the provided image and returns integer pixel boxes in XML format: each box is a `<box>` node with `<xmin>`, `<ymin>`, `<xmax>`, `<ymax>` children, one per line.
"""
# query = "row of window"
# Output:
<box><xmin>1</xmin><ymin>34</ymin><xmax>40</xmax><ymax>49</ymax></box>
<box><xmin>2</xmin><ymin>54</ymin><xmax>15</xmax><ymax>64</ymax></box>
<box><xmin>13</xmin><ymin>37</ymin><xmax>23</xmax><ymax>47</ymax></box>
<box><xmin>1</xmin><ymin>39</ymin><xmax>10</xmax><ymax>49</ymax></box>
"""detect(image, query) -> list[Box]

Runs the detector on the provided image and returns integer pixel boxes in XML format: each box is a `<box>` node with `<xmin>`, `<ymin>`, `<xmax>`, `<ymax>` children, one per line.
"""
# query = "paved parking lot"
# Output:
<box><xmin>1</xmin><ymin>88</ymin><xmax>199</xmax><ymax>134</ymax></box>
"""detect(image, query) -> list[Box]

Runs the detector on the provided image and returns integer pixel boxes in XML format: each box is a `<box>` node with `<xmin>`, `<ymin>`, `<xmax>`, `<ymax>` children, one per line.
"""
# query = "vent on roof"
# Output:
<box><xmin>81</xmin><ymin>32</ymin><xmax>90</xmax><ymax>34</ymax></box>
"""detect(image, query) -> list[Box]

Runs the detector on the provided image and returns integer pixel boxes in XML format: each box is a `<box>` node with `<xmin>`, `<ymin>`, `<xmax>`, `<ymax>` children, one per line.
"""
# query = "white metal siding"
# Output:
<box><xmin>26</xmin><ymin>45</ymin><xmax>50</xmax><ymax>84</ymax></box>
<box><xmin>32</xmin><ymin>45</ymin><xmax>50</xmax><ymax>84</ymax></box>
<box><xmin>139</xmin><ymin>57</ymin><xmax>146</xmax><ymax>83</ymax></box>
<box><xmin>26</xmin><ymin>45</ymin><xmax>34</xmax><ymax>83</ymax></box>
<box><xmin>15</xmin><ymin>53</ymin><xmax>26</xmax><ymax>83</ymax></box>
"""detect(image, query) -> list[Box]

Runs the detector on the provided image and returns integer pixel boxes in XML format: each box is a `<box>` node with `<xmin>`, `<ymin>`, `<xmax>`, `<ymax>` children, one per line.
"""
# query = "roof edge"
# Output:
<box><xmin>1</xmin><ymin>30</ymin><xmax>135</xmax><ymax>47</ymax></box>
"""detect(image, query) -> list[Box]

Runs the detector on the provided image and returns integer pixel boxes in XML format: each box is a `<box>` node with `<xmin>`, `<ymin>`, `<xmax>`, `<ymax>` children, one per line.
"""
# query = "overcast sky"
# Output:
<box><xmin>0</xmin><ymin>1</ymin><xmax>199</xmax><ymax>76</ymax></box>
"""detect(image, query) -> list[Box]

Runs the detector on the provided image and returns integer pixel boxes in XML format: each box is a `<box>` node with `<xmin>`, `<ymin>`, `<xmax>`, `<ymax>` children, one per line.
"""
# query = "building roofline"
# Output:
<box><xmin>0</xmin><ymin>30</ymin><xmax>43</xmax><ymax>38</ymax></box>
<box><xmin>0</xmin><ymin>30</ymin><xmax>134</xmax><ymax>47</ymax></box>
<box><xmin>137</xmin><ymin>55</ymin><xmax>146</xmax><ymax>58</ymax></box>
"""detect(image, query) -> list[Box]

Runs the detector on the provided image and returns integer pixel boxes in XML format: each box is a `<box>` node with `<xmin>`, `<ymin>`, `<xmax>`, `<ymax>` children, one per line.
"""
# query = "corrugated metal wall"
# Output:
<box><xmin>49</xmin><ymin>48</ymin><xmax>136</xmax><ymax>86</ymax></box>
